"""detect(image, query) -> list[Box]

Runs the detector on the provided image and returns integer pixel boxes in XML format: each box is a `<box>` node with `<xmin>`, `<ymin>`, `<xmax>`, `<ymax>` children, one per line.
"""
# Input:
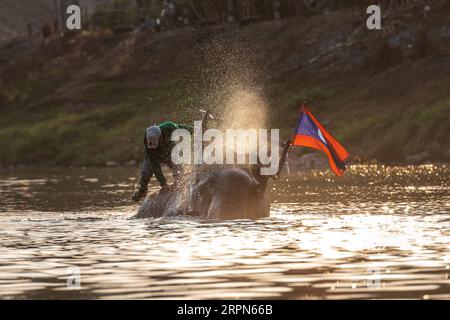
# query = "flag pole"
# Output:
<box><xmin>273</xmin><ymin>102</ymin><xmax>308</xmax><ymax>180</ymax></box>
<box><xmin>272</xmin><ymin>138</ymin><xmax>292</xmax><ymax>180</ymax></box>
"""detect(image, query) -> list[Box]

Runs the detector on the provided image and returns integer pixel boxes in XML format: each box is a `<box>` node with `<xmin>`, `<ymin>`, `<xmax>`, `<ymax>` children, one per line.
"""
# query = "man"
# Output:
<box><xmin>132</xmin><ymin>121</ymin><xmax>193</xmax><ymax>202</ymax></box>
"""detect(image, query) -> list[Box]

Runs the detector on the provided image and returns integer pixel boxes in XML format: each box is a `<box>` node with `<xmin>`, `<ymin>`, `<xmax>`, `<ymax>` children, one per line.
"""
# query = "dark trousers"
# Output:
<box><xmin>138</xmin><ymin>158</ymin><xmax>183</xmax><ymax>190</ymax></box>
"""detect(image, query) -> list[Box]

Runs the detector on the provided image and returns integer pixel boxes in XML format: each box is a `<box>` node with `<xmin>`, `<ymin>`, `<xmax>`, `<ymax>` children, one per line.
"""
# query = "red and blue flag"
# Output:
<box><xmin>292</xmin><ymin>105</ymin><xmax>349</xmax><ymax>176</ymax></box>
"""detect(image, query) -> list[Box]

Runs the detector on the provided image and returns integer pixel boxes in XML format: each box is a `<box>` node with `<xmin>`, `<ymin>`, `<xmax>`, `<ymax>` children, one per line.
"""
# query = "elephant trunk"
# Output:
<box><xmin>207</xmin><ymin>194</ymin><xmax>249</xmax><ymax>220</ymax></box>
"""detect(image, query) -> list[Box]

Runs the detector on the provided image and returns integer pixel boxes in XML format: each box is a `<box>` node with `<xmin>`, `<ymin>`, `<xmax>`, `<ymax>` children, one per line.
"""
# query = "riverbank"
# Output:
<box><xmin>1</xmin><ymin>2</ymin><xmax>449</xmax><ymax>167</ymax></box>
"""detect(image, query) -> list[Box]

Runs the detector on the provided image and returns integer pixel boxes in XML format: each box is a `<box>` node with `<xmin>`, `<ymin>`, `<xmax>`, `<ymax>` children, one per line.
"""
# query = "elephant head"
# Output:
<box><xmin>194</xmin><ymin>167</ymin><xmax>270</xmax><ymax>220</ymax></box>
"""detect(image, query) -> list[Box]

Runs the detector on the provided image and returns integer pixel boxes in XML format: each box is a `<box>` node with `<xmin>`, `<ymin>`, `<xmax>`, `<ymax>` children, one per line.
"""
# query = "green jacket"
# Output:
<box><xmin>144</xmin><ymin>121</ymin><xmax>193</xmax><ymax>186</ymax></box>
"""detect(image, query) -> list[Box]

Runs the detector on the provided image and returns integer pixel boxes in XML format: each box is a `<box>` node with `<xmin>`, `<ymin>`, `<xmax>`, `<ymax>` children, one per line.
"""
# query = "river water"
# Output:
<box><xmin>0</xmin><ymin>164</ymin><xmax>449</xmax><ymax>299</ymax></box>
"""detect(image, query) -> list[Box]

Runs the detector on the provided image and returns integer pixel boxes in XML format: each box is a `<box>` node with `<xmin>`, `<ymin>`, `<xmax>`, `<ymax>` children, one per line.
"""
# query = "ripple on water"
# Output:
<box><xmin>0</xmin><ymin>165</ymin><xmax>449</xmax><ymax>299</ymax></box>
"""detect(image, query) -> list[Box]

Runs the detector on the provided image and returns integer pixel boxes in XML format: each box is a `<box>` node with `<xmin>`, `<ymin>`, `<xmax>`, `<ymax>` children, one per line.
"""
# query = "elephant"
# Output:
<box><xmin>133</xmin><ymin>165</ymin><xmax>270</xmax><ymax>220</ymax></box>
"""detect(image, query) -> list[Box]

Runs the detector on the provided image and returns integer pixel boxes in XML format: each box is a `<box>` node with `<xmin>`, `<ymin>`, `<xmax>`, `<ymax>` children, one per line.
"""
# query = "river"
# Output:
<box><xmin>0</xmin><ymin>164</ymin><xmax>449</xmax><ymax>299</ymax></box>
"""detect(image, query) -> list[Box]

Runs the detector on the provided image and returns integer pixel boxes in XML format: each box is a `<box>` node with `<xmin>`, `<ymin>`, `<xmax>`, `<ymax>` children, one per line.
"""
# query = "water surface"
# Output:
<box><xmin>0</xmin><ymin>165</ymin><xmax>449</xmax><ymax>299</ymax></box>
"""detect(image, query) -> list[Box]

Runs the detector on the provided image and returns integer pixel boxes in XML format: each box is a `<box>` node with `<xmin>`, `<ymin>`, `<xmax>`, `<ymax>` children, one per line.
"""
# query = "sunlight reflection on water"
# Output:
<box><xmin>0</xmin><ymin>165</ymin><xmax>449</xmax><ymax>299</ymax></box>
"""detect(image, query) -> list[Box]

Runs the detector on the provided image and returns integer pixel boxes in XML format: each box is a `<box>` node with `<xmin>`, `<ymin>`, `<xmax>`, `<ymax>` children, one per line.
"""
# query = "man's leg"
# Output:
<box><xmin>132</xmin><ymin>158</ymin><xmax>152</xmax><ymax>201</ymax></box>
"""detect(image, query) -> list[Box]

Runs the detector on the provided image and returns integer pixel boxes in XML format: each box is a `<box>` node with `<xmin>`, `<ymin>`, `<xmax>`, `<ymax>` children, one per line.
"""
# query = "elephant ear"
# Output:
<box><xmin>194</xmin><ymin>171</ymin><xmax>220</xmax><ymax>217</ymax></box>
<box><xmin>196</xmin><ymin>171</ymin><xmax>219</xmax><ymax>194</ymax></box>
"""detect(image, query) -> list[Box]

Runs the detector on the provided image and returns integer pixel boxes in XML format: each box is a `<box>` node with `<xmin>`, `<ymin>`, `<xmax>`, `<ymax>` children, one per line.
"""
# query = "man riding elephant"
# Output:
<box><xmin>132</xmin><ymin>121</ymin><xmax>193</xmax><ymax>202</ymax></box>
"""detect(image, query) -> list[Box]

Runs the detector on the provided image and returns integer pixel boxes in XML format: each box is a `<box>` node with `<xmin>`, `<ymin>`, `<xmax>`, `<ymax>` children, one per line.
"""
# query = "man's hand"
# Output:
<box><xmin>200</xmin><ymin>109</ymin><xmax>214</xmax><ymax>132</ymax></box>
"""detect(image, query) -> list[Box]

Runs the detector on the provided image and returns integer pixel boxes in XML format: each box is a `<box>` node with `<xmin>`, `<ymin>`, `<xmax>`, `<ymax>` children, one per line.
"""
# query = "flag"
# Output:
<box><xmin>292</xmin><ymin>105</ymin><xmax>349</xmax><ymax>176</ymax></box>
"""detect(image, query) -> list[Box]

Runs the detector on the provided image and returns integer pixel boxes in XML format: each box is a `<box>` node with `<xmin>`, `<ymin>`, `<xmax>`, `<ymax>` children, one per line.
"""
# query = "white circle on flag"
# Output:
<box><xmin>317</xmin><ymin>129</ymin><xmax>327</xmax><ymax>145</ymax></box>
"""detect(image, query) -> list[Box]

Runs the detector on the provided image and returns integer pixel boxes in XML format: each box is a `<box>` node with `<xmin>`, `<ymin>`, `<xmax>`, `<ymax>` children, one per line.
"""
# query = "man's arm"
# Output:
<box><xmin>147</xmin><ymin>152</ymin><xmax>167</xmax><ymax>187</ymax></box>
<box><xmin>177</xmin><ymin>124</ymin><xmax>194</xmax><ymax>133</ymax></box>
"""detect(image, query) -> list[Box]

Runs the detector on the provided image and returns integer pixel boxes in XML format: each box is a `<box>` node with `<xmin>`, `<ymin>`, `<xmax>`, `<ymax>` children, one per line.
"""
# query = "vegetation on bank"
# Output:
<box><xmin>0</xmin><ymin>2</ymin><xmax>449</xmax><ymax>167</ymax></box>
